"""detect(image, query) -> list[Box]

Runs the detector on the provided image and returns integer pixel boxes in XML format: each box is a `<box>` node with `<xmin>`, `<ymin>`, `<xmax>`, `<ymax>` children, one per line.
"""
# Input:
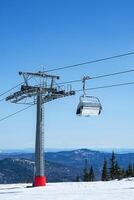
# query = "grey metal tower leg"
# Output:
<box><xmin>34</xmin><ymin>93</ymin><xmax>46</xmax><ymax>186</ymax></box>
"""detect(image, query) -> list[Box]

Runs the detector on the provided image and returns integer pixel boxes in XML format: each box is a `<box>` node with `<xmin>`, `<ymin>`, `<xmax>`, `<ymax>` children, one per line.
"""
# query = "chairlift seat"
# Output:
<box><xmin>76</xmin><ymin>96</ymin><xmax>102</xmax><ymax>116</ymax></box>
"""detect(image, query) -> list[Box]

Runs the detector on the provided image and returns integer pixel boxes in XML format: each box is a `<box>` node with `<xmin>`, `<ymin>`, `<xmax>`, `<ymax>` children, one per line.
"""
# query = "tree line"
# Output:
<box><xmin>76</xmin><ymin>151</ymin><xmax>134</xmax><ymax>182</ymax></box>
<box><xmin>102</xmin><ymin>151</ymin><xmax>134</xmax><ymax>181</ymax></box>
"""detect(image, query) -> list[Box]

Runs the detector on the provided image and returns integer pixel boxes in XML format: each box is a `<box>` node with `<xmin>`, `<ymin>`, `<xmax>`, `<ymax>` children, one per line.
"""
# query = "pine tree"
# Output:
<box><xmin>89</xmin><ymin>166</ymin><xmax>95</xmax><ymax>181</ymax></box>
<box><xmin>110</xmin><ymin>151</ymin><xmax>116</xmax><ymax>180</ymax></box>
<box><xmin>115</xmin><ymin>161</ymin><xmax>122</xmax><ymax>180</ymax></box>
<box><xmin>76</xmin><ymin>175</ymin><xmax>80</xmax><ymax>182</ymax></box>
<box><xmin>120</xmin><ymin>168</ymin><xmax>125</xmax><ymax>179</ymax></box>
<box><xmin>132</xmin><ymin>164</ymin><xmax>134</xmax><ymax>177</ymax></box>
<box><xmin>101</xmin><ymin>159</ymin><xmax>109</xmax><ymax>181</ymax></box>
<box><xmin>83</xmin><ymin>171</ymin><xmax>90</xmax><ymax>181</ymax></box>
<box><xmin>83</xmin><ymin>159</ymin><xmax>90</xmax><ymax>181</ymax></box>
<box><xmin>126</xmin><ymin>163</ymin><xmax>133</xmax><ymax>177</ymax></box>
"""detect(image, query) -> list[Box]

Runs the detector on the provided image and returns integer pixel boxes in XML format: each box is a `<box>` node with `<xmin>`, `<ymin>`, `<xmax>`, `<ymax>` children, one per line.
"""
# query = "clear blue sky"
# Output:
<box><xmin>0</xmin><ymin>0</ymin><xmax>134</xmax><ymax>149</ymax></box>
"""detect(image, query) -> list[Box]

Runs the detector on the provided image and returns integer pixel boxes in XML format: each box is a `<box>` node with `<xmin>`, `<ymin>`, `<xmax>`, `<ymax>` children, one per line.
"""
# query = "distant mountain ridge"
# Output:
<box><xmin>0</xmin><ymin>158</ymin><xmax>79</xmax><ymax>184</ymax></box>
<box><xmin>1</xmin><ymin>148</ymin><xmax>134</xmax><ymax>153</ymax></box>
<box><xmin>0</xmin><ymin>149</ymin><xmax>134</xmax><ymax>183</ymax></box>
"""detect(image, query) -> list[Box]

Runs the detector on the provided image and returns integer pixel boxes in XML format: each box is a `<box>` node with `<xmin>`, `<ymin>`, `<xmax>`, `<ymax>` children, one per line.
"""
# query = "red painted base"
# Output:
<box><xmin>34</xmin><ymin>176</ymin><xmax>46</xmax><ymax>187</ymax></box>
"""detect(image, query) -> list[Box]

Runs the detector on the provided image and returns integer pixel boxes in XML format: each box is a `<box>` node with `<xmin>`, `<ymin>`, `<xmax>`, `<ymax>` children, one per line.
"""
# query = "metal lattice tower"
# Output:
<box><xmin>6</xmin><ymin>71</ymin><xmax>75</xmax><ymax>187</ymax></box>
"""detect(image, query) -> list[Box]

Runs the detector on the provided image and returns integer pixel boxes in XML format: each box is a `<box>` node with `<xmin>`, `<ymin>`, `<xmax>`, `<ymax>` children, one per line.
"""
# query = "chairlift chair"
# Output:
<box><xmin>76</xmin><ymin>95</ymin><xmax>102</xmax><ymax>116</ymax></box>
<box><xmin>76</xmin><ymin>76</ymin><xmax>102</xmax><ymax>117</ymax></box>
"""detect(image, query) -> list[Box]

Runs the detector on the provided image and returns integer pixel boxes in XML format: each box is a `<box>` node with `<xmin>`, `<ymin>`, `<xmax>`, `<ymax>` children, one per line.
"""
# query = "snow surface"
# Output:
<box><xmin>0</xmin><ymin>179</ymin><xmax>134</xmax><ymax>200</ymax></box>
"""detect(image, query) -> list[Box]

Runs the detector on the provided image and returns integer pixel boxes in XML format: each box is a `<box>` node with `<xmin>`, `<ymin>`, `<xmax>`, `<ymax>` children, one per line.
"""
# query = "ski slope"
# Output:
<box><xmin>0</xmin><ymin>179</ymin><xmax>134</xmax><ymax>200</ymax></box>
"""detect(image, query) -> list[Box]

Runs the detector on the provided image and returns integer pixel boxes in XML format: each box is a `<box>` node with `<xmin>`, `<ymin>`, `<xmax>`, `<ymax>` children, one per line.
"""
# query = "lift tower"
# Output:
<box><xmin>6</xmin><ymin>71</ymin><xmax>75</xmax><ymax>187</ymax></box>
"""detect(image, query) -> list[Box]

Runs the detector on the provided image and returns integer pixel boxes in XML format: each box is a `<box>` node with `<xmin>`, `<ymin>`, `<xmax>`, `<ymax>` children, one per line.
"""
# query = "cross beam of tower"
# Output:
<box><xmin>6</xmin><ymin>71</ymin><xmax>75</xmax><ymax>187</ymax></box>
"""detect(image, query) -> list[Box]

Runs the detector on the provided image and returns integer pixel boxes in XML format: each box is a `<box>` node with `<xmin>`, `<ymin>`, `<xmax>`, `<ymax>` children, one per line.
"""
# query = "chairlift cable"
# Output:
<box><xmin>58</xmin><ymin>68</ymin><xmax>134</xmax><ymax>86</ymax></box>
<box><xmin>45</xmin><ymin>51</ymin><xmax>134</xmax><ymax>72</ymax></box>
<box><xmin>1</xmin><ymin>80</ymin><xmax>134</xmax><ymax>122</ymax></box>
<box><xmin>0</xmin><ymin>105</ymin><xmax>34</xmax><ymax>122</ymax></box>
<box><xmin>0</xmin><ymin>68</ymin><xmax>134</xmax><ymax>102</ymax></box>
<box><xmin>0</xmin><ymin>51</ymin><xmax>134</xmax><ymax>99</ymax></box>
<box><xmin>75</xmin><ymin>81</ymin><xmax>134</xmax><ymax>92</ymax></box>
<box><xmin>0</xmin><ymin>77</ymin><xmax>33</xmax><ymax>101</ymax></box>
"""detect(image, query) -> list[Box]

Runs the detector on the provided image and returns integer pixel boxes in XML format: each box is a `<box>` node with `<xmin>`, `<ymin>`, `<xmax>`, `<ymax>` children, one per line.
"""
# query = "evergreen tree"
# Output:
<box><xmin>126</xmin><ymin>163</ymin><xmax>133</xmax><ymax>177</ymax></box>
<box><xmin>132</xmin><ymin>164</ymin><xmax>134</xmax><ymax>177</ymax></box>
<box><xmin>89</xmin><ymin>166</ymin><xmax>95</xmax><ymax>181</ymax></box>
<box><xmin>83</xmin><ymin>171</ymin><xmax>90</xmax><ymax>181</ymax></box>
<box><xmin>110</xmin><ymin>151</ymin><xmax>116</xmax><ymax>180</ymax></box>
<box><xmin>101</xmin><ymin>159</ymin><xmax>109</xmax><ymax>181</ymax></box>
<box><xmin>83</xmin><ymin>159</ymin><xmax>90</xmax><ymax>181</ymax></box>
<box><xmin>115</xmin><ymin>161</ymin><xmax>121</xmax><ymax>180</ymax></box>
<box><xmin>76</xmin><ymin>175</ymin><xmax>80</xmax><ymax>182</ymax></box>
<box><xmin>120</xmin><ymin>168</ymin><xmax>125</xmax><ymax>179</ymax></box>
<box><xmin>128</xmin><ymin>163</ymin><xmax>133</xmax><ymax>177</ymax></box>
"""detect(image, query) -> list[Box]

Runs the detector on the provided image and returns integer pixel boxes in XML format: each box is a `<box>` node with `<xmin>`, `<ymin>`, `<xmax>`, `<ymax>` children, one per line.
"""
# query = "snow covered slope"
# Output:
<box><xmin>0</xmin><ymin>179</ymin><xmax>134</xmax><ymax>200</ymax></box>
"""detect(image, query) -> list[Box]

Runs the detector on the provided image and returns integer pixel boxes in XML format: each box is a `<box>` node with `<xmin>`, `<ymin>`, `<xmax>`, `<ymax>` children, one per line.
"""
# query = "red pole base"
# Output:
<box><xmin>34</xmin><ymin>176</ymin><xmax>46</xmax><ymax>187</ymax></box>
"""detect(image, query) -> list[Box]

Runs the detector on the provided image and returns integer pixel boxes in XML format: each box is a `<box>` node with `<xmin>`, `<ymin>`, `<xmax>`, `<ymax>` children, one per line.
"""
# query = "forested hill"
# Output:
<box><xmin>0</xmin><ymin>149</ymin><xmax>134</xmax><ymax>183</ymax></box>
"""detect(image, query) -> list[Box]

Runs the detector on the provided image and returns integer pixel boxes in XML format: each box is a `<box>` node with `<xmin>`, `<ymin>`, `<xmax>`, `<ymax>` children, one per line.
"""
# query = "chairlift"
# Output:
<box><xmin>76</xmin><ymin>76</ymin><xmax>102</xmax><ymax>116</ymax></box>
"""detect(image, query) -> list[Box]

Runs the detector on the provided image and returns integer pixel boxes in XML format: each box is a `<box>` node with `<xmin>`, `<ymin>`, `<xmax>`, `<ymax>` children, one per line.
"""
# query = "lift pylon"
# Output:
<box><xmin>6</xmin><ymin>71</ymin><xmax>75</xmax><ymax>187</ymax></box>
